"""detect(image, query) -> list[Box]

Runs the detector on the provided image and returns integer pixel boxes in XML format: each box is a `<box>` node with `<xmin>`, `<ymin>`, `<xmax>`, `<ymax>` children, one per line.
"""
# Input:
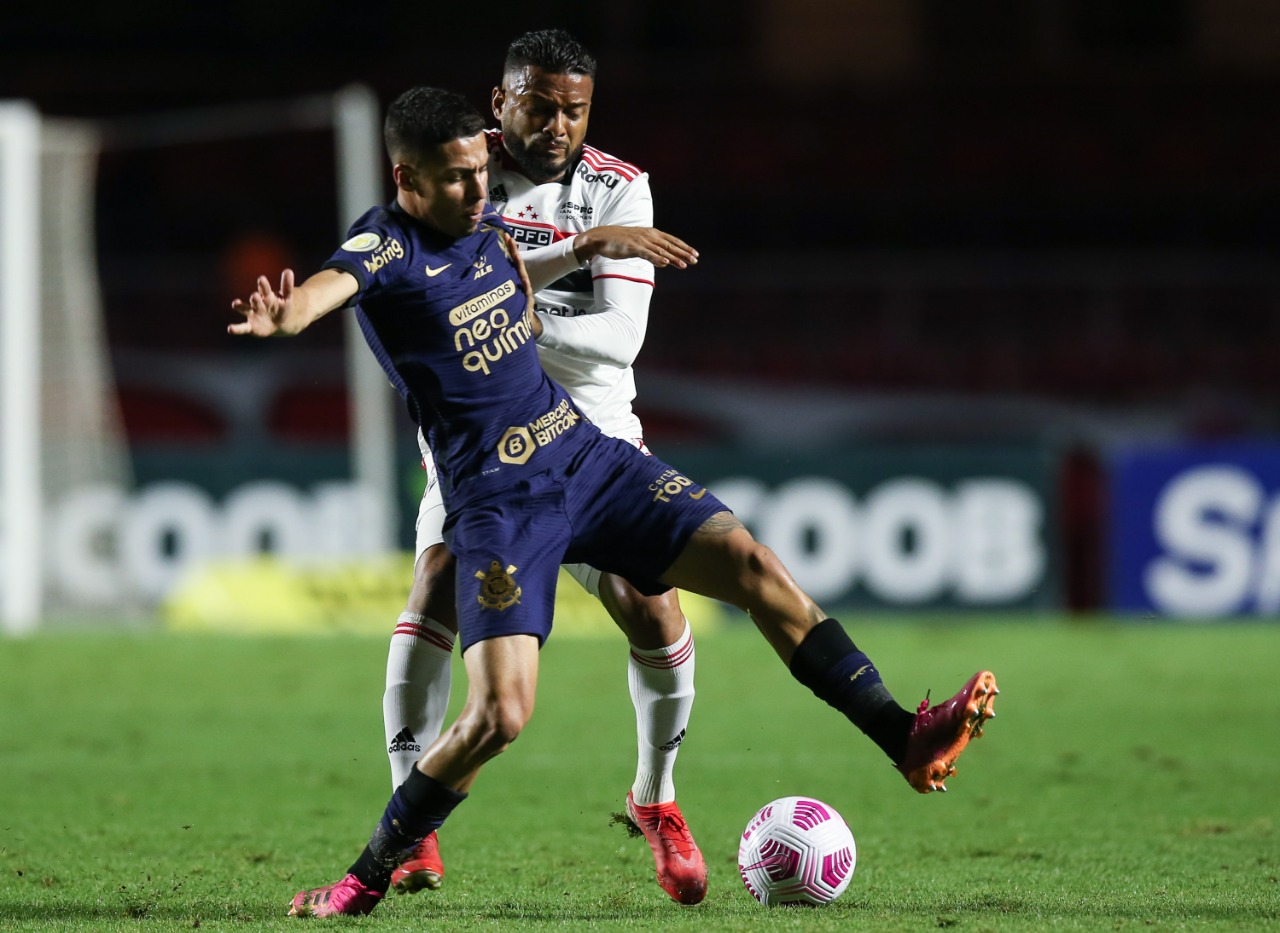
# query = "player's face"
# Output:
<box><xmin>395</xmin><ymin>133</ymin><xmax>490</xmax><ymax>239</ymax></box>
<box><xmin>492</xmin><ymin>66</ymin><xmax>592</xmax><ymax>184</ymax></box>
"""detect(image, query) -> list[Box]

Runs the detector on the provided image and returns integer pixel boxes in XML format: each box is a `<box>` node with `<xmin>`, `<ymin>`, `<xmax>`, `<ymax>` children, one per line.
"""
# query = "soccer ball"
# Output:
<box><xmin>737</xmin><ymin>796</ymin><xmax>856</xmax><ymax>906</ymax></box>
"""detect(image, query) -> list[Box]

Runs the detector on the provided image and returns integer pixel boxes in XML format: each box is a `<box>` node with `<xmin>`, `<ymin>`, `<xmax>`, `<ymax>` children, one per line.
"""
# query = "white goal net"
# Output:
<box><xmin>0</xmin><ymin>89</ymin><xmax>395</xmax><ymax>633</ymax></box>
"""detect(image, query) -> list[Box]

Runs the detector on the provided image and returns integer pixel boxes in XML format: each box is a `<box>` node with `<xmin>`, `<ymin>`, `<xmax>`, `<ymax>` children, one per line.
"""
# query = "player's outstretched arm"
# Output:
<box><xmin>228</xmin><ymin>268</ymin><xmax>357</xmax><ymax>338</ymax></box>
<box><xmin>573</xmin><ymin>225</ymin><xmax>698</xmax><ymax>269</ymax></box>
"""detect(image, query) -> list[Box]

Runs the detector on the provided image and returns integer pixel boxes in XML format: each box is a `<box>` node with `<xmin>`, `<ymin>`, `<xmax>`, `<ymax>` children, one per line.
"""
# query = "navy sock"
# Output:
<box><xmin>789</xmin><ymin>618</ymin><xmax>914</xmax><ymax>764</ymax></box>
<box><xmin>348</xmin><ymin>768</ymin><xmax>466</xmax><ymax>891</ymax></box>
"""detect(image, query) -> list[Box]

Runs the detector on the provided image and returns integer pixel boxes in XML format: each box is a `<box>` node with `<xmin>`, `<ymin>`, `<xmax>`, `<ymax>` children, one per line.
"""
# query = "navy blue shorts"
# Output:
<box><xmin>445</xmin><ymin>433</ymin><xmax>727</xmax><ymax>652</ymax></box>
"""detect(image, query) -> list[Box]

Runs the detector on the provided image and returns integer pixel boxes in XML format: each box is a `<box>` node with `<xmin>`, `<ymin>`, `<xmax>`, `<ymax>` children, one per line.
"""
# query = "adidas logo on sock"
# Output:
<box><xmin>388</xmin><ymin>726</ymin><xmax>422</xmax><ymax>754</ymax></box>
<box><xmin>659</xmin><ymin>728</ymin><xmax>686</xmax><ymax>751</ymax></box>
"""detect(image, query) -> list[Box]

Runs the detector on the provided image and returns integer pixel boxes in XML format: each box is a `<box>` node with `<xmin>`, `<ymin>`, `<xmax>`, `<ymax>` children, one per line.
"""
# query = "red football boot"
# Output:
<box><xmin>390</xmin><ymin>831</ymin><xmax>444</xmax><ymax>893</ymax></box>
<box><xmin>624</xmin><ymin>792</ymin><xmax>707</xmax><ymax>905</ymax></box>
<box><xmin>898</xmin><ymin>670</ymin><xmax>999</xmax><ymax>793</ymax></box>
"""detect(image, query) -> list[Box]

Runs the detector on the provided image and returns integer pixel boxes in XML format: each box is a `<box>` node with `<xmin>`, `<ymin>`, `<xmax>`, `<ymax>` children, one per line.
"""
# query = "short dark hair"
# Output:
<box><xmin>503</xmin><ymin>28</ymin><xmax>597</xmax><ymax>80</ymax></box>
<box><xmin>384</xmin><ymin>87</ymin><xmax>486</xmax><ymax>164</ymax></box>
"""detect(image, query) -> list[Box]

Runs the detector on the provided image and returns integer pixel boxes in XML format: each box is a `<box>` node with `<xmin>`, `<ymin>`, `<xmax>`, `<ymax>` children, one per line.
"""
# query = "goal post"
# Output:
<box><xmin>0</xmin><ymin>101</ymin><xmax>42</xmax><ymax>634</ymax></box>
<box><xmin>333</xmin><ymin>84</ymin><xmax>398</xmax><ymax>551</ymax></box>
<box><xmin>0</xmin><ymin>87</ymin><xmax>397</xmax><ymax>634</ymax></box>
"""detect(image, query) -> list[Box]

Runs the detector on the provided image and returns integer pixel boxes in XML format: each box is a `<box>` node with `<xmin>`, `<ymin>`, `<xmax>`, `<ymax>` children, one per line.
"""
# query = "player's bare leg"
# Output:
<box><xmin>658</xmin><ymin>512</ymin><xmax>822</xmax><ymax>663</ymax></box>
<box><xmin>660</xmin><ymin>511</ymin><xmax>998</xmax><ymax>794</ymax></box>
<box><xmin>290</xmin><ymin>635</ymin><xmax>539</xmax><ymax>918</ymax></box>
<box><xmin>417</xmin><ymin>633</ymin><xmax>541</xmax><ymax>791</ymax></box>
<box><xmin>596</xmin><ymin>576</ymin><xmax>706</xmax><ymax>904</ymax></box>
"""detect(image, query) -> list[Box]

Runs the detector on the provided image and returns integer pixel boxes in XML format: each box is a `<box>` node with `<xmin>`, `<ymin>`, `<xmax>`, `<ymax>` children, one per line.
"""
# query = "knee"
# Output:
<box><xmin>731</xmin><ymin>539</ymin><xmax>813</xmax><ymax>616</ymax></box>
<box><xmin>612</xmin><ymin>583</ymin><xmax>676</xmax><ymax>630</ymax></box>
<box><xmin>738</xmin><ymin>538</ymin><xmax>785</xmax><ymax>586</ymax></box>
<box><xmin>604</xmin><ymin>580</ymin><xmax>684</xmax><ymax>647</ymax></box>
<box><xmin>458</xmin><ymin>698</ymin><xmax>531</xmax><ymax>758</ymax></box>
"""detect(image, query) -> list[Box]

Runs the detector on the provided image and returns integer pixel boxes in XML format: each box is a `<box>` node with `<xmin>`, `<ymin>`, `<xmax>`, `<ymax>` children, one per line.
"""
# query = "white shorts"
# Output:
<box><xmin>413</xmin><ymin>428</ymin><xmax>649</xmax><ymax>600</ymax></box>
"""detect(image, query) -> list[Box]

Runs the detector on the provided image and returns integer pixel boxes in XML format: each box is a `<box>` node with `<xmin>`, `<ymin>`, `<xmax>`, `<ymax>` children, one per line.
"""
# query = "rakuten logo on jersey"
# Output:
<box><xmin>575</xmin><ymin>163</ymin><xmax>619</xmax><ymax>189</ymax></box>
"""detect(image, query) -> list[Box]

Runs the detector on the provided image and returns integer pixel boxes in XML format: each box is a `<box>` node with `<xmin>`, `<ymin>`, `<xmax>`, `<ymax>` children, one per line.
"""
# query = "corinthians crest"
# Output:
<box><xmin>475</xmin><ymin>561</ymin><xmax>521</xmax><ymax>610</ymax></box>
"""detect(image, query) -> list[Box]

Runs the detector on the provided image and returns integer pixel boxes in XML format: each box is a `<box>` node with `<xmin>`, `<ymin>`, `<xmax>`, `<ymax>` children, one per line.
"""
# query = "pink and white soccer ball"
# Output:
<box><xmin>738</xmin><ymin>796</ymin><xmax>856</xmax><ymax>906</ymax></box>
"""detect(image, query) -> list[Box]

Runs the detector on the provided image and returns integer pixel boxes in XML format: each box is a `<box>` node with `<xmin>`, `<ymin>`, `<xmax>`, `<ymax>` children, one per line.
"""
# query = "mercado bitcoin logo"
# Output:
<box><xmin>528</xmin><ymin>399</ymin><xmax>580</xmax><ymax>447</ymax></box>
<box><xmin>497</xmin><ymin>402</ymin><xmax>581</xmax><ymax>464</ymax></box>
<box><xmin>498</xmin><ymin>426</ymin><xmax>534</xmax><ymax>465</ymax></box>
<box><xmin>475</xmin><ymin>561</ymin><xmax>521</xmax><ymax>610</ymax></box>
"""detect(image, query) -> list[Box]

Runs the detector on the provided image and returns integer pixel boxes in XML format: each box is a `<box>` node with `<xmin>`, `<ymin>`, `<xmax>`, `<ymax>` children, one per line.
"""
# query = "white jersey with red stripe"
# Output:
<box><xmin>485</xmin><ymin>129</ymin><xmax>654</xmax><ymax>439</ymax></box>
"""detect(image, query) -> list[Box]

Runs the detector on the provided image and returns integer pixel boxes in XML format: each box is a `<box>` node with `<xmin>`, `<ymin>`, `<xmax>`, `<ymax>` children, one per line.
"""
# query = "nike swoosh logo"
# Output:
<box><xmin>850</xmin><ymin>664</ymin><xmax>872</xmax><ymax>682</ymax></box>
<box><xmin>425</xmin><ymin>264</ymin><xmax>451</xmax><ymax>277</ymax></box>
<box><xmin>689</xmin><ymin>489</ymin><xmax>707</xmax><ymax>499</ymax></box>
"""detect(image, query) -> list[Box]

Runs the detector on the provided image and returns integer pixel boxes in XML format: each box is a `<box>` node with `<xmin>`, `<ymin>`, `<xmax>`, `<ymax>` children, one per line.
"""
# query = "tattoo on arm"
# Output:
<box><xmin>697</xmin><ymin>511</ymin><xmax>743</xmax><ymax>537</ymax></box>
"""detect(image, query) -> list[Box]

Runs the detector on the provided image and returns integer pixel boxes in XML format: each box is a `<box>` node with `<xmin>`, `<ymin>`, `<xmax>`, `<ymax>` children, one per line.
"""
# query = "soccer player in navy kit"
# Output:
<box><xmin>384</xmin><ymin>30</ymin><xmax>709</xmax><ymax>906</ymax></box>
<box><xmin>229</xmin><ymin>87</ymin><xmax>999</xmax><ymax>919</ymax></box>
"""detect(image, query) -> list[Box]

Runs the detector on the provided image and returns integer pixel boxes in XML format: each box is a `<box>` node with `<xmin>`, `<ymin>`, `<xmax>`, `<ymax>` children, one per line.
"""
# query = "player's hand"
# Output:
<box><xmin>502</xmin><ymin>232</ymin><xmax>542</xmax><ymax>337</ymax></box>
<box><xmin>573</xmin><ymin>226</ymin><xmax>698</xmax><ymax>269</ymax></box>
<box><xmin>228</xmin><ymin>270</ymin><xmax>295</xmax><ymax>337</ymax></box>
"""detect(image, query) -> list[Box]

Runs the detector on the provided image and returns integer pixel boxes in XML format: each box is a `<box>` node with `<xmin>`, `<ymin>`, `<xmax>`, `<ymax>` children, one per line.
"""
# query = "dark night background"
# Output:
<box><xmin>7</xmin><ymin>1</ymin><xmax>1278</xmax><ymax>396</ymax></box>
<box><xmin>5</xmin><ymin>1</ymin><xmax>1280</xmax><ymax>609</ymax></box>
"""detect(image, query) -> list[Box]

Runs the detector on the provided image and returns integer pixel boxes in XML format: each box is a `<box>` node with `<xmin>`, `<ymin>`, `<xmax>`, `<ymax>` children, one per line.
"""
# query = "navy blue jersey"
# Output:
<box><xmin>323</xmin><ymin>203</ymin><xmax>592</xmax><ymax>506</ymax></box>
<box><xmin>322</xmin><ymin>201</ymin><xmax>731</xmax><ymax>651</ymax></box>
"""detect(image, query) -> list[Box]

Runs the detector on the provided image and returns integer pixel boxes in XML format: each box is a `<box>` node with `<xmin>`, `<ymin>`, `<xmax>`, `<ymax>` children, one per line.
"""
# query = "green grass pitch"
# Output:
<box><xmin>1</xmin><ymin>617</ymin><xmax>1278</xmax><ymax>931</ymax></box>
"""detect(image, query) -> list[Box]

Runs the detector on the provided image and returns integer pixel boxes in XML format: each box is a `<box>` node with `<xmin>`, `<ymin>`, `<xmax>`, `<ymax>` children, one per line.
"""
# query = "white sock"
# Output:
<box><xmin>383</xmin><ymin>612</ymin><xmax>454</xmax><ymax>789</ymax></box>
<box><xmin>628</xmin><ymin>620</ymin><xmax>695</xmax><ymax>806</ymax></box>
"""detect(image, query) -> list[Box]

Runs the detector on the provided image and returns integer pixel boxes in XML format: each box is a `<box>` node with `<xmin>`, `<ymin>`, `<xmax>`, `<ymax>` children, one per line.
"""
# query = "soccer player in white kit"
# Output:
<box><xmin>381</xmin><ymin>29</ymin><xmax>708</xmax><ymax>904</ymax></box>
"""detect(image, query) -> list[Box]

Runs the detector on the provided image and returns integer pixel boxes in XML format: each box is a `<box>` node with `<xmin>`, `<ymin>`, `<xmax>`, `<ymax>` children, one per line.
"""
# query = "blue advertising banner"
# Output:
<box><xmin>1109</xmin><ymin>442</ymin><xmax>1280</xmax><ymax>617</ymax></box>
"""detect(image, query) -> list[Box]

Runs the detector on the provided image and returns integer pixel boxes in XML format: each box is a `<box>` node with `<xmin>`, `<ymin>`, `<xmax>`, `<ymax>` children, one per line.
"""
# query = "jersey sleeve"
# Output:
<box><xmin>321</xmin><ymin>214</ymin><xmax>409</xmax><ymax>299</ymax></box>
<box><xmin>521</xmin><ymin>236</ymin><xmax>583</xmax><ymax>291</ymax></box>
<box><xmin>533</xmin><ymin>173</ymin><xmax>657</xmax><ymax>367</ymax></box>
<box><xmin>535</xmin><ymin>275</ymin><xmax>651</xmax><ymax>366</ymax></box>
<box><xmin>586</xmin><ymin>171</ymin><xmax>656</xmax><ymax>309</ymax></box>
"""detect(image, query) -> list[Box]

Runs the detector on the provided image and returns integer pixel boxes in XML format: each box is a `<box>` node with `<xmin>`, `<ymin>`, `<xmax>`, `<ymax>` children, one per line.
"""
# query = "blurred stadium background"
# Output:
<box><xmin>4</xmin><ymin>0</ymin><xmax>1280</xmax><ymax>633</ymax></box>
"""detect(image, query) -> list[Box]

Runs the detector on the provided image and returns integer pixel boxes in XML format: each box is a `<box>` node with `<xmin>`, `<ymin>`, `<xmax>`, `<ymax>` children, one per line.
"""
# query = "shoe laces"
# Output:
<box><xmin>915</xmin><ymin>689</ymin><xmax>932</xmax><ymax>716</ymax></box>
<box><xmin>648</xmin><ymin>808</ymin><xmax>697</xmax><ymax>859</ymax></box>
<box><xmin>332</xmin><ymin>878</ymin><xmax>362</xmax><ymax>908</ymax></box>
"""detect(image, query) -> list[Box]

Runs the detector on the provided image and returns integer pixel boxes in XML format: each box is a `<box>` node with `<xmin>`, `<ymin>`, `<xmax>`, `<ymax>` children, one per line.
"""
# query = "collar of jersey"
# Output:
<box><xmin>386</xmin><ymin>200</ymin><xmax>510</xmax><ymax>244</ymax></box>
